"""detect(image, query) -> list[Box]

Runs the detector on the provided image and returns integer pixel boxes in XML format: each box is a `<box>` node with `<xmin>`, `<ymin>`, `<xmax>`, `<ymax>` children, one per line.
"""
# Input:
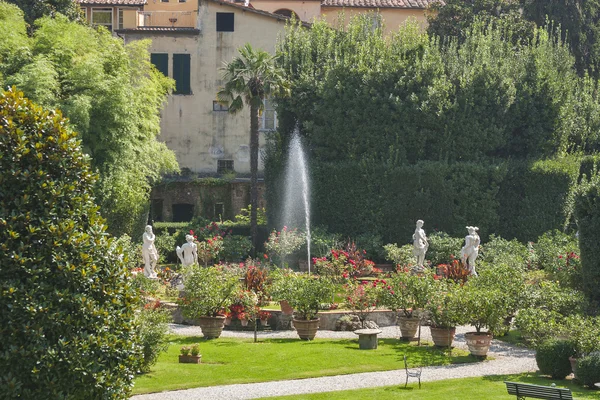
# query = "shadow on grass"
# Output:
<box><xmin>482</xmin><ymin>373</ymin><xmax>599</xmax><ymax>397</ymax></box>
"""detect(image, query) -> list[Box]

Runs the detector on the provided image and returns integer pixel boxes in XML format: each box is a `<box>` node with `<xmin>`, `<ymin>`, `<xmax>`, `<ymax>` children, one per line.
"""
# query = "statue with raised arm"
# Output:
<box><xmin>142</xmin><ymin>225</ymin><xmax>159</xmax><ymax>279</ymax></box>
<box><xmin>176</xmin><ymin>234</ymin><xmax>198</xmax><ymax>267</ymax></box>
<box><xmin>460</xmin><ymin>226</ymin><xmax>480</xmax><ymax>276</ymax></box>
<box><xmin>412</xmin><ymin>219</ymin><xmax>429</xmax><ymax>270</ymax></box>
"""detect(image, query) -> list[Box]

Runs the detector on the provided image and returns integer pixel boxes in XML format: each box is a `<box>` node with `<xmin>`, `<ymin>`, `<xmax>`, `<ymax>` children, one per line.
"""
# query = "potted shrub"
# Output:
<box><xmin>271</xmin><ymin>272</ymin><xmax>333</xmax><ymax>340</ymax></box>
<box><xmin>426</xmin><ymin>279</ymin><xmax>463</xmax><ymax>347</ymax></box>
<box><xmin>456</xmin><ymin>283</ymin><xmax>508</xmax><ymax>358</ymax></box>
<box><xmin>177</xmin><ymin>265</ymin><xmax>241</xmax><ymax>339</ymax></box>
<box><xmin>380</xmin><ymin>270</ymin><xmax>434</xmax><ymax>340</ymax></box>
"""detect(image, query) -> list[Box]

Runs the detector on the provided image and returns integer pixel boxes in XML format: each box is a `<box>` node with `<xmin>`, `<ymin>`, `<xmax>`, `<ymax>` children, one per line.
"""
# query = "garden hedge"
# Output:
<box><xmin>573</xmin><ymin>173</ymin><xmax>600</xmax><ymax>304</ymax></box>
<box><xmin>0</xmin><ymin>89</ymin><xmax>140</xmax><ymax>398</ymax></box>
<box><xmin>535</xmin><ymin>339</ymin><xmax>576</xmax><ymax>379</ymax></box>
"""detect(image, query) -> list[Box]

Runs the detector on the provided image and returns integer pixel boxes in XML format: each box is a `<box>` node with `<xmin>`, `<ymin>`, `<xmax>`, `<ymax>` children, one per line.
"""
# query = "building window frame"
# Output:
<box><xmin>217</xmin><ymin>159</ymin><xmax>234</xmax><ymax>174</ymax></box>
<box><xmin>118</xmin><ymin>8</ymin><xmax>124</xmax><ymax>30</ymax></box>
<box><xmin>173</xmin><ymin>53</ymin><xmax>191</xmax><ymax>95</ymax></box>
<box><xmin>216</xmin><ymin>12</ymin><xmax>234</xmax><ymax>32</ymax></box>
<box><xmin>259</xmin><ymin>97</ymin><xmax>277</xmax><ymax>131</ymax></box>
<box><xmin>213</xmin><ymin>100</ymin><xmax>229</xmax><ymax>111</ymax></box>
<box><xmin>91</xmin><ymin>7</ymin><xmax>113</xmax><ymax>32</ymax></box>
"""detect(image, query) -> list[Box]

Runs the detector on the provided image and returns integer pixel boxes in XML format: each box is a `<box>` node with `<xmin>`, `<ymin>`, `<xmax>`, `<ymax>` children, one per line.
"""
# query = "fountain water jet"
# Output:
<box><xmin>282</xmin><ymin>130</ymin><xmax>311</xmax><ymax>272</ymax></box>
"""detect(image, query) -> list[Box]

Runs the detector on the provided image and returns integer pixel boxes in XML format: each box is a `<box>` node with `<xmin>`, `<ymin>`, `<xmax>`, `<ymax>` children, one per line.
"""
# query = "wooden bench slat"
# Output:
<box><xmin>504</xmin><ymin>381</ymin><xmax>573</xmax><ymax>400</ymax></box>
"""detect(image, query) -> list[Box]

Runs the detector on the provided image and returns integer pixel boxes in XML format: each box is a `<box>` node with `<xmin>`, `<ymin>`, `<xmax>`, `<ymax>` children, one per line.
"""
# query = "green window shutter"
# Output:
<box><xmin>173</xmin><ymin>54</ymin><xmax>191</xmax><ymax>95</ymax></box>
<box><xmin>150</xmin><ymin>53</ymin><xmax>169</xmax><ymax>77</ymax></box>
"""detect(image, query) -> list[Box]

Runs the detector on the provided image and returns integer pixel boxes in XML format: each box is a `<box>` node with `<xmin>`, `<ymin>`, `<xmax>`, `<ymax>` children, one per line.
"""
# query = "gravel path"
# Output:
<box><xmin>131</xmin><ymin>324</ymin><xmax>537</xmax><ymax>400</ymax></box>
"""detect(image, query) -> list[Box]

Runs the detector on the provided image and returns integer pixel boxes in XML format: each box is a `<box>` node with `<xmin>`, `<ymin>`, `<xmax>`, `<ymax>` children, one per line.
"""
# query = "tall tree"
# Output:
<box><xmin>0</xmin><ymin>5</ymin><xmax>178</xmax><ymax>237</ymax></box>
<box><xmin>5</xmin><ymin>0</ymin><xmax>79</xmax><ymax>29</ymax></box>
<box><xmin>217</xmin><ymin>43</ymin><xmax>289</xmax><ymax>255</ymax></box>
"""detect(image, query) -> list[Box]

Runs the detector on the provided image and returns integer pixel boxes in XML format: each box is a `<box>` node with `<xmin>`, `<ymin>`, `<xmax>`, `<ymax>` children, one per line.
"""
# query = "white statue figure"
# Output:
<box><xmin>176</xmin><ymin>234</ymin><xmax>198</xmax><ymax>267</ymax></box>
<box><xmin>142</xmin><ymin>225</ymin><xmax>159</xmax><ymax>279</ymax></box>
<box><xmin>461</xmin><ymin>226</ymin><xmax>480</xmax><ymax>276</ymax></box>
<box><xmin>412</xmin><ymin>219</ymin><xmax>429</xmax><ymax>270</ymax></box>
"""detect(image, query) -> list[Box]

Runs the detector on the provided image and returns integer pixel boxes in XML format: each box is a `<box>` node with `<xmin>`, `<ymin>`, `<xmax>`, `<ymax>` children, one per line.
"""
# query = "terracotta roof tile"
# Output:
<box><xmin>116</xmin><ymin>27</ymin><xmax>201</xmax><ymax>34</ymax></box>
<box><xmin>321</xmin><ymin>0</ymin><xmax>440</xmax><ymax>8</ymax></box>
<box><xmin>77</xmin><ymin>0</ymin><xmax>146</xmax><ymax>6</ymax></box>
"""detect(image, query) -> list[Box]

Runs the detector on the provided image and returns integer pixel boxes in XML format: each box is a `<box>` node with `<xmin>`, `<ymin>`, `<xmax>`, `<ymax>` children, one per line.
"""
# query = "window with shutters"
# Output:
<box><xmin>173</xmin><ymin>54</ymin><xmax>191</xmax><ymax>95</ymax></box>
<box><xmin>150</xmin><ymin>53</ymin><xmax>169</xmax><ymax>78</ymax></box>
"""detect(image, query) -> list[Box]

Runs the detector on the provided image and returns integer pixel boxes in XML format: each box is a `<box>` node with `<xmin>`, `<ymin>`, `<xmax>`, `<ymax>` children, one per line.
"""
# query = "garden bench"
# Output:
<box><xmin>504</xmin><ymin>381</ymin><xmax>573</xmax><ymax>400</ymax></box>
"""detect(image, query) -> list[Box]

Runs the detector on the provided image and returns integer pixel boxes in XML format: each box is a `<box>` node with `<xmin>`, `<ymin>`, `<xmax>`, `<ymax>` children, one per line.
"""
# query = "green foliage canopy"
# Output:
<box><xmin>0</xmin><ymin>5</ymin><xmax>178</xmax><ymax>237</ymax></box>
<box><xmin>267</xmin><ymin>16</ymin><xmax>600</xmax><ymax>243</ymax></box>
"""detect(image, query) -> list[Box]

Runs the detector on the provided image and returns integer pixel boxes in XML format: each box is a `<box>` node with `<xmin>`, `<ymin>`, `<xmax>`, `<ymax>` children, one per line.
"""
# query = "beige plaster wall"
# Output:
<box><xmin>321</xmin><ymin>7</ymin><xmax>427</xmax><ymax>35</ymax></box>
<box><xmin>250</xmin><ymin>0</ymin><xmax>321</xmax><ymax>22</ymax></box>
<box><xmin>123</xmin><ymin>2</ymin><xmax>285</xmax><ymax>174</ymax></box>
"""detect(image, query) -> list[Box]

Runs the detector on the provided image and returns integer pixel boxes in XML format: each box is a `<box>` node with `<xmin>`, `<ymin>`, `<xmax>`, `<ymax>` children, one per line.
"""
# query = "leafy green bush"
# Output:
<box><xmin>304</xmin><ymin>225</ymin><xmax>343</xmax><ymax>258</ymax></box>
<box><xmin>383</xmin><ymin>243</ymin><xmax>415</xmax><ymax>267</ymax></box>
<box><xmin>428</xmin><ymin>232</ymin><xmax>463</xmax><ymax>266</ymax></box>
<box><xmin>112</xmin><ymin>233</ymin><xmax>141</xmax><ymax>271</ymax></box>
<box><xmin>270</xmin><ymin>271</ymin><xmax>333</xmax><ymax>320</ymax></box>
<box><xmin>136</xmin><ymin>302</ymin><xmax>171</xmax><ymax>373</ymax></box>
<box><xmin>480</xmin><ymin>235</ymin><xmax>528</xmax><ymax>271</ymax></box>
<box><xmin>355</xmin><ymin>232</ymin><xmax>386</xmax><ymax>263</ymax></box>
<box><xmin>154</xmin><ymin>230</ymin><xmax>177</xmax><ymax>263</ymax></box>
<box><xmin>515</xmin><ymin>308</ymin><xmax>568</xmax><ymax>346</ymax></box>
<box><xmin>221</xmin><ymin>235</ymin><xmax>252</xmax><ymax>262</ymax></box>
<box><xmin>178</xmin><ymin>266</ymin><xmax>241</xmax><ymax>318</ymax></box>
<box><xmin>535</xmin><ymin>339</ymin><xmax>576</xmax><ymax>379</ymax></box>
<box><xmin>577</xmin><ymin>352</ymin><xmax>600</xmax><ymax>388</ymax></box>
<box><xmin>0</xmin><ymin>88</ymin><xmax>139</xmax><ymax>397</ymax></box>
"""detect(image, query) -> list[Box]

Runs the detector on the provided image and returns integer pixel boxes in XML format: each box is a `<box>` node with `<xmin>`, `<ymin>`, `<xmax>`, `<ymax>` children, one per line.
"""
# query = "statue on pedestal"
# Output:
<box><xmin>461</xmin><ymin>226</ymin><xmax>480</xmax><ymax>276</ymax></box>
<box><xmin>142</xmin><ymin>225</ymin><xmax>159</xmax><ymax>279</ymax></box>
<box><xmin>176</xmin><ymin>234</ymin><xmax>198</xmax><ymax>267</ymax></box>
<box><xmin>412</xmin><ymin>219</ymin><xmax>428</xmax><ymax>271</ymax></box>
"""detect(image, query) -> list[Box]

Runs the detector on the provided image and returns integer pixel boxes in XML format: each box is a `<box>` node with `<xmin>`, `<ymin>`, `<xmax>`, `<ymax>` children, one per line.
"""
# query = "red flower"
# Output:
<box><xmin>263</xmin><ymin>254</ymin><xmax>269</xmax><ymax>259</ymax></box>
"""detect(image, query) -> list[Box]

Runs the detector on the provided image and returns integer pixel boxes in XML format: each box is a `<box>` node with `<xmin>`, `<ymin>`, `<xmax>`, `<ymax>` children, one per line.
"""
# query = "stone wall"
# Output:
<box><xmin>150</xmin><ymin>178</ymin><xmax>266</xmax><ymax>222</ymax></box>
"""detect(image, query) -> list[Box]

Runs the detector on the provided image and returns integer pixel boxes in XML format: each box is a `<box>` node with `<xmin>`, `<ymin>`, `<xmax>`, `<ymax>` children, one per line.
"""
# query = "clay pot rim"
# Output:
<box><xmin>465</xmin><ymin>331</ymin><xmax>493</xmax><ymax>336</ymax></box>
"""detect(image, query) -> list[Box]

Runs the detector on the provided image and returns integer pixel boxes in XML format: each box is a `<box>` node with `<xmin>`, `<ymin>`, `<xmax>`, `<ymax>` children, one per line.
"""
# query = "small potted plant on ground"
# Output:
<box><xmin>179</xmin><ymin>344</ymin><xmax>201</xmax><ymax>363</ymax></box>
<box><xmin>177</xmin><ymin>265</ymin><xmax>241</xmax><ymax>339</ymax></box>
<box><xmin>271</xmin><ymin>272</ymin><xmax>333</xmax><ymax>340</ymax></box>
<box><xmin>426</xmin><ymin>279</ymin><xmax>463</xmax><ymax>347</ymax></box>
<box><xmin>380</xmin><ymin>269</ymin><xmax>434</xmax><ymax>340</ymax></box>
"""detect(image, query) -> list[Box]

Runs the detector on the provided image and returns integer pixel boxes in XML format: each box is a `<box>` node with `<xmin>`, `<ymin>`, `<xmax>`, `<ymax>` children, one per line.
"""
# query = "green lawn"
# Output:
<box><xmin>133</xmin><ymin>336</ymin><xmax>473</xmax><ymax>395</ymax></box>
<box><xmin>260</xmin><ymin>374</ymin><xmax>599</xmax><ymax>400</ymax></box>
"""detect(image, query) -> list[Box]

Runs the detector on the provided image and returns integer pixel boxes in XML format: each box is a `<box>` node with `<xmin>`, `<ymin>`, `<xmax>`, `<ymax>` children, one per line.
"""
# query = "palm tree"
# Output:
<box><xmin>217</xmin><ymin>43</ymin><xmax>290</xmax><ymax>255</ymax></box>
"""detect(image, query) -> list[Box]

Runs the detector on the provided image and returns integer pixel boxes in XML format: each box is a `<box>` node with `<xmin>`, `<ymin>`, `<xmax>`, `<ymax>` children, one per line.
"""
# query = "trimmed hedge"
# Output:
<box><xmin>535</xmin><ymin>339</ymin><xmax>576</xmax><ymax>379</ymax></box>
<box><xmin>271</xmin><ymin>158</ymin><xmax>580</xmax><ymax>246</ymax></box>
<box><xmin>573</xmin><ymin>173</ymin><xmax>600</xmax><ymax>304</ymax></box>
<box><xmin>577</xmin><ymin>352</ymin><xmax>600</xmax><ymax>388</ymax></box>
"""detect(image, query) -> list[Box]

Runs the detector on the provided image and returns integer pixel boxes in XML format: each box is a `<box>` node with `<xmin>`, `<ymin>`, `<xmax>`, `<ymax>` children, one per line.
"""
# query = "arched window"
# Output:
<box><xmin>273</xmin><ymin>9</ymin><xmax>299</xmax><ymax>20</ymax></box>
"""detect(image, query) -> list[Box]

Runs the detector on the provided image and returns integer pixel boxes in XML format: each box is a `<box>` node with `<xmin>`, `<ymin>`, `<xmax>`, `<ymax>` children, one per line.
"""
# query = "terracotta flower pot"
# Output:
<box><xmin>197</xmin><ymin>315</ymin><xmax>226</xmax><ymax>339</ymax></box>
<box><xmin>241</xmin><ymin>319</ymin><xmax>249</xmax><ymax>327</ymax></box>
<box><xmin>260</xmin><ymin>318</ymin><xmax>269</xmax><ymax>326</ymax></box>
<box><xmin>293</xmin><ymin>318</ymin><xmax>320</xmax><ymax>340</ymax></box>
<box><xmin>280</xmin><ymin>300</ymin><xmax>294</xmax><ymax>315</ymax></box>
<box><xmin>465</xmin><ymin>331</ymin><xmax>493</xmax><ymax>357</ymax></box>
<box><xmin>398</xmin><ymin>315</ymin><xmax>420</xmax><ymax>340</ymax></box>
<box><xmin>569</xmin><ymin>356</ymin><xmax>578</xmax><ymax>379</ymax></box>
<box><xmin>430</xmin><ymin>326</ymin><xmax>456</xmax><ymax>347</ymax></box>
<box><xmin>224</xmin><ymin>317</ymin><xmax>232</xmax><ymax>326</ymax></box>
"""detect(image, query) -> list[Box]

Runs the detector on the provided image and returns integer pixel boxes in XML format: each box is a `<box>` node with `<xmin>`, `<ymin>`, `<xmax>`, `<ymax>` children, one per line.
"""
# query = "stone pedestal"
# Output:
<box><xmin>277</xmin><ymin>313</ymin><xmax>293</xmax><ymax>330</ymax></box>
<box><xmin>354</xmin><ymin>328</ymin><xmax>382</xmax><ymax>350</ymax></box>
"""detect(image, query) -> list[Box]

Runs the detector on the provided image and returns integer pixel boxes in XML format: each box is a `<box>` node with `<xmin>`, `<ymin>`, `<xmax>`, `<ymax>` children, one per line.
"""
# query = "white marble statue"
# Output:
<box><xmin>460</xmin><ymin>226</ymin><xmax>480</xmax><ymax>276</ymax></box>
<box><xmin>176</xmin><ymin>234</ymin><xmax>198</xmax><ymax>267</ymax></box>
<box><xmin>412</xmin><ymin>219</ymin><xmax>429</xmax><ymax>269</ymax></box>
<box><xmin>142</xmin><ymin>225</ymin><xmax>159</xmax><ymax>279</ymax></box>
